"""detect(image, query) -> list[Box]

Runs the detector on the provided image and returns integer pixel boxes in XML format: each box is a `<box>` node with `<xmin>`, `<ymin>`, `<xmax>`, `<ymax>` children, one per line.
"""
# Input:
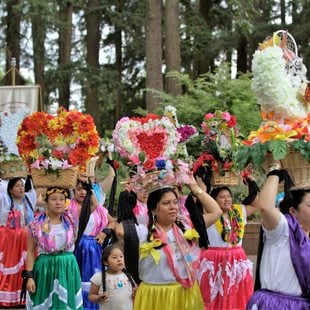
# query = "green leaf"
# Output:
<box><xmin>267</xmin><ymin>140</ymin><xmax>288</xmax><ymax>160</ymax></box>
<box><xmin>250</xmin><ymin>143</ymin><xmax>267</xmax><ymax>168</ymax></box>
<box><xmin>138</xmin><ymin>152</ymin><xmax>146</xmax><ymax>163</ymax></box>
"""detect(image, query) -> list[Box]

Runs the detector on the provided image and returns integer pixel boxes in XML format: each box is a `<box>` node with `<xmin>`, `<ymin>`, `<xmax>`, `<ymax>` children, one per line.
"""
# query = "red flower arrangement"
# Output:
<box><xmin>17</xmin><ymin>108</ymin><xmax>99</xmax><ymax>172</ymax></box>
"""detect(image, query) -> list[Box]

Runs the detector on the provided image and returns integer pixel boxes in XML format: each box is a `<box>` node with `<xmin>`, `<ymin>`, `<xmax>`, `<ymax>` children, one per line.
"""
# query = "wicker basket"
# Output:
<box><xmin>31</xmin><ymin>166</ymin><xmax>79</xmax><ymax>189</ymax></box>
<box><xmin>211</xmin><ymin>170</ymin><xmax>239</xmax><ymax>186</ymax></box>
<box><xmin>84</xmin><ymin>156</ymin><xmax>99</xmax><ymax>177</ymax></box>
<box><xmin>0</xmin><ymin>160</ymin><xmax>28</xmax><ymax>179</ymax></box>
<box><xmin>280</xmin><ymin>149</ymin><xmax>310</xmax><ymax>189</ymax></box>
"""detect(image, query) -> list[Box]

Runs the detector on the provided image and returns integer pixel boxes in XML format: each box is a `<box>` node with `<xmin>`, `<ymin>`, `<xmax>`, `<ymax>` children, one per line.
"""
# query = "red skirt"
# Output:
<box><xmin>0</xmin><ymin>226</ymin><xmax>28</xmax><ymax>307</ymax></box>
<box><xmin>198</xmin><ymin>246</ymin><xmax>253</xmax><ymax>310</ymax></box>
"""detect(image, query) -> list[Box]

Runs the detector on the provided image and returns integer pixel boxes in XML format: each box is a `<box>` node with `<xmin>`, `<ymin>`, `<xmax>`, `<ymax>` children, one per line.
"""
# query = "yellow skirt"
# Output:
<box><xmin>133</xmin><ymin>281</ymin><xmax>204</xmax><ymax>310</ymax></box>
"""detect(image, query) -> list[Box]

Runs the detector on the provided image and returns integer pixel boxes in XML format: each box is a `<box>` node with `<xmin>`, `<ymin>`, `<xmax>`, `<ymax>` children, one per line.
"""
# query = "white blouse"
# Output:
<box><xmin>136</xmin><ymin>224</ymin><xmax>199</xmax><ymax>284</ymax></box>
<box><xmin>260</xmin><ymin>213</ymin><xmax>302</xmax><ymax>295</ymax></box>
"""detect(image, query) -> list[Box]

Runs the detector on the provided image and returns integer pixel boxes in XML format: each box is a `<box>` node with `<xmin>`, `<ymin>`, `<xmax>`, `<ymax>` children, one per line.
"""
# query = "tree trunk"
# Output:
<box><xmin>31</xmin><ymin>2</ymin><xmax>46</xmax><ymax>110</ymax></box>
<box><xmin>5</xmin><ymin>0</ymin><xmax>21</xmax><ymax>85</ymax></box>
<box><xmin>85</xmin><ymin>0</ymin><xmax>102</xmax><ymax>134</ymax></box>
<box><xmin>280</xmin><ymin>0</ymin><xmax>286</xmax><ymax>25</ymax></box>
<box><xmin>182</xmin><ymin>0</ymin><xmax>192</xmax><ymax>77</ymax></box>
<box><xmin>236</xmin><ymin>34</ymin><xmax>248</xmax><ymax>75</ymax></box>
<box><xmin>58</xmin><ymin>0</ymin><xmax>73</xmax><ymax>110</ymax></box>
<box><xmin>164</xmin><ymin>0</ymin><xmax>182</xmax><ymax>95</ymax></box>
<box><xmin>197</xmin><ymin>0</ymin><xmax>213</xmax><ymax>75</ymax></box>
<box><xmin>115</xmin><ymin>24</ymin><xmax>122</xmax><ymax>125</ymax></box>
<box><xmin>145</xmin><ymin>0</ymin><xmax>163</xmax><ymax>111</ymax></box>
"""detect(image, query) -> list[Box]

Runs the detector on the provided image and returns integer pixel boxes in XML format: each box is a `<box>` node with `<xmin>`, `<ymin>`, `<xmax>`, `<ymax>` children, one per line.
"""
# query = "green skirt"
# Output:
<box><xmin>27</xmin><ymin>252</ymin><xmax>83</xmax><ymax>309</ymax></box>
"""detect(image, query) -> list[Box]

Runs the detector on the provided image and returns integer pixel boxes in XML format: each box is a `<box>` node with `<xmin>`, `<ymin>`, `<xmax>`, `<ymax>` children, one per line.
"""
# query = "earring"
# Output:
<box><xmin>152</xmin><ymin>213</ymin><xmax>157</xmax><ymax>223</ymax></box>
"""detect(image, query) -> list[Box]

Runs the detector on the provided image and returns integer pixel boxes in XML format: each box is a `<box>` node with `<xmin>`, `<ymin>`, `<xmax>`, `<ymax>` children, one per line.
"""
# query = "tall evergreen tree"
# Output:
<box><xmin>164</xmin><ymin>0</ymin><xmax>182</xmax><ymax>95</ymax></box>
<box><xmin>145</xmin><ymin>0</ymin><xmax>163</xmax><ymax>111</ymax></box>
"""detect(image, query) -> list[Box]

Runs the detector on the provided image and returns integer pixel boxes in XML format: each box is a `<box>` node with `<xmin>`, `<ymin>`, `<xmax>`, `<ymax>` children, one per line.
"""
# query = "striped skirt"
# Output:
<box><xmin>27</xmin><ymin>252</ymin><xmax>83</xmax><ymax>309</ymax></box>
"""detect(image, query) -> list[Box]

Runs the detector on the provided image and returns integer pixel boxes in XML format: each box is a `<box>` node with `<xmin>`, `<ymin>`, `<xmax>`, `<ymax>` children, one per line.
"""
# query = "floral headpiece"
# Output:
<box><xmin>200</xmin><ymin>111</ymin><xmax>240</xmax><ymax>173</ymax></box>
<box><xmin>164</xmin><ymin>105</ymin><xmax>198</xmax><ymax>156</ymax></box>
<box><xmin>17</xmin><ymin>108</ymin><xmax>99</xmax><ymax>172</ymax></box>
<box><xmin>113</xmin><ymin>113</ymin><xmax>190</xmax><ymax>193</ymax></box>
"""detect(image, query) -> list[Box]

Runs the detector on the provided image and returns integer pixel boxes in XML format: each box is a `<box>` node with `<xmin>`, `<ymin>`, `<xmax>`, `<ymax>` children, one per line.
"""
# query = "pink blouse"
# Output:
<box><xmin>68</xmin><ymin>199</ymin><xmax>109</xmax><ymax>236</ymax></box>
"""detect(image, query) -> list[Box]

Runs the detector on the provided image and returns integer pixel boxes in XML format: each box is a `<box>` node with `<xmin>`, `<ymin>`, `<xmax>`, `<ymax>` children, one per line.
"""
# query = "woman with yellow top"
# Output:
<box><xmin>198</xmin><ymin>184</ymin><xmax>259</xmax><ymax>310</ymax></box>
<box><xmin>116</xmin><ymin>173</ymin><xmax>222</xmax><ymax>310</ymax></box>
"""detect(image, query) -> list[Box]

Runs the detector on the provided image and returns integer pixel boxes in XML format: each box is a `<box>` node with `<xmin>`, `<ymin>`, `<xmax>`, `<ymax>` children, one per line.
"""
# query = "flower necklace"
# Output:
<box><xmin>29</xmin><ymin>210</ymin><xmax>77</xmax><ymax>253</ymax></box>
<box><xmin>215</xmin><ymin>204</ymin><xmax>244</xmax><ymax>246</ymax></box>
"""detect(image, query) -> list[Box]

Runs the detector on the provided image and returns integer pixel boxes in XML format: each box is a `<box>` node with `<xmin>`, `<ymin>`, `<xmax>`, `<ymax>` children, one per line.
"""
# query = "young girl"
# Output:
<box><xmin>89</xmin><ymin>243</ymin><xmax>136</xmax><ymax>310</ymax></box>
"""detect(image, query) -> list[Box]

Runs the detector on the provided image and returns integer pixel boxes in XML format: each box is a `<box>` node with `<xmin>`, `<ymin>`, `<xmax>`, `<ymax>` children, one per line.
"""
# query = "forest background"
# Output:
<box><xmin>0</xmin><ymin>0</ymin><xmax>309</xmax><ymax>204</ymax></box>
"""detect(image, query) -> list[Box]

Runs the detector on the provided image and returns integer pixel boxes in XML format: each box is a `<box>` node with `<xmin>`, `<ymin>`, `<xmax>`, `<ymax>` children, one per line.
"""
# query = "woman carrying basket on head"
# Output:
<box><xmin>247</xmin><ymin>165</ymin><xmax>310</xmax><ymax>309</ymax></box>
<box><xmin>69</xmin><ymin>175</ymin><xmax>116</xmax><ymax>310</ymax></box>
<box><xmin>0</xmin><ymin>176</ymin><xmax>37</xmax><ymax>307</ymax></box>
<box><xmin>23</xmin><ymin>187</ymin><xmax>83</xmax><ymax>309</ymax></box>
<box><xmin>193</xmin><ymin>158</ymin><xmax>260</xmax><ymax>310</ymax></box>
<box><xmin>116</xmin><ymin>172</ymin><xmax>223</xmax><ymax>310</ymax></box>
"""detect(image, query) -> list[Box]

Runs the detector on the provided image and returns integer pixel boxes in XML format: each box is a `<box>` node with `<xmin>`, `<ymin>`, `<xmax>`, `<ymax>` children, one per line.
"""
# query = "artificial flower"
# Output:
<box><xmin>200</xmin><ymin>111</ymin><xmax>241</xmax><ymax>173</ymax></box>
<box><xmin>17</xmin><ymin>108</ymin><xmax>99</xmax><ymax>172</ymax></box>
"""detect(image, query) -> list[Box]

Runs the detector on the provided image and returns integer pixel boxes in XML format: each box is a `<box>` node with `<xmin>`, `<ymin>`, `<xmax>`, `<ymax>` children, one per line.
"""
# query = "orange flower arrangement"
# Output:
<box><xmin>235</xmin><ymin>116</ymin><xmax>310</xmax><ymax>169</ymax></box>
<box><xmin>17</xmin><ymin>108</ymin><xmax>99</xmax><ymax>172</ymax></box>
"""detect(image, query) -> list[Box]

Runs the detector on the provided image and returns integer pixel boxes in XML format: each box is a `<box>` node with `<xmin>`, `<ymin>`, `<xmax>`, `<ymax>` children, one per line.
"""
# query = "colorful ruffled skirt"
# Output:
<box><xmin>27</xmin><ymin>252</ymin><xmax>83</xmax><ymax>309</ymax></box>
<box><xmin>198</xmin><ymin>246</ymin><xmax>253</xmax><ymax>310</ymax></box>
<box><xmin>0</xmin><ymin>226</ymin><xmax>27</xmax><ymax>307</ymax></box>
<box><xmin>247</xmin><ymin>289</ymin><xmax>309</xmax><ymax>309</ymax></box>
<box><xmin>75</xmin><ymin>235</ymin><xmax>102</xmax><ymax>310</ymax></box>
<box><xmin>133</xmin><ymin>282</ymin><xmax>204</xmax><ymax>310</ymax></box>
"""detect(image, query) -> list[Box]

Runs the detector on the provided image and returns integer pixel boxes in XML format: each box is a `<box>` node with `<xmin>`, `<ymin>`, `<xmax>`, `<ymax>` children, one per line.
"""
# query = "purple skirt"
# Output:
<box><xmin>247</xmin><ymin>289</ymin><xmax>309</xmax><ymax>310</ymax></box>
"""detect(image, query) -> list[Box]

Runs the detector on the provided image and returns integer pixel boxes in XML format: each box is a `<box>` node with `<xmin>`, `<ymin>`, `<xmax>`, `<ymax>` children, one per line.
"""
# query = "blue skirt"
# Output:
<box><xmin>75</xmin><ymin>235</ymin><xmax>102</xmax><ymax>310</ymax></box>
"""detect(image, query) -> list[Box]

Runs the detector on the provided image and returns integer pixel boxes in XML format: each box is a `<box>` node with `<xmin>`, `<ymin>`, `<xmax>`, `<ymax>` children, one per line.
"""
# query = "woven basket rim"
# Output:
<box><xmin>31</xmin><ymin>166</ymin><xmax>79</xmax><ymax>188</ymax></box>
<box><xmin>0</xmin><ymin>159</ymin><xmax>28</xmax><ymax>179</ymax></box>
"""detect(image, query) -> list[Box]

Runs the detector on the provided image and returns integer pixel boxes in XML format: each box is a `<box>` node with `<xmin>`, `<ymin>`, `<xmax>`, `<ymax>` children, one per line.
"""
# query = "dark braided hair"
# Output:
<box><xmin>74</xmin><ymin>180</ymin><xmax>94</xmax><ymax>250</ymax></box>
<box><xmin>184</xmin><ymin>194</ymin><xmax>209</xmax><ymax>248</ymax></box>
<box><xmin>116</xmin><ymin>189</ymin><xmax>140</xmax><ymax>284</ymax></box>
<box><xmin>117</xmin><ymin>190</ymin><xmax>138</xmax><ymax>224</ymax></box>
<box><xmin>101</xmin><ymin>243</ymin><xmax>136</xmax><ymax>292</ymax></box>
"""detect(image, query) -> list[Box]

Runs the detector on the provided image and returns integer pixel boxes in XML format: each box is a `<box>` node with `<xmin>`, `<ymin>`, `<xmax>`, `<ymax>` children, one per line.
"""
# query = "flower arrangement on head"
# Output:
<box><xmin>16</xmin><ymin>107</ymin><xmax>99</xmax><ymax>173</ymax></box>
<box><xmin>112</xmin><ymin>113</ymin><xmax>190</xmax><ymax>193</ymax></box>
<box><xmin>164</xmin><ymin>105</ymin><xmax>198</xmax><ymax>158</ymax></box>
<box><xmin>234</xmin><ymin>30</ymin><xmax>310</xmax><ymax>182</ymax></box>
<box><xmin>200</xmin><ymin>110</ymin><xmax>240</xmax><ymax>175</ymax></box>
<box><xmin>252</xmin><ymin>30</ymin><xmax>309</xmax><ymax>120</ymax></box>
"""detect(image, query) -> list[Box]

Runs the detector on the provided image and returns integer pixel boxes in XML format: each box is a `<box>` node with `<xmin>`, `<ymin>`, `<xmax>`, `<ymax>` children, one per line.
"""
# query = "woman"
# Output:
<box><xmin>198</xmin><ymin>182</ymin><xmax>259</xmax><ymax>310</ymax></box>
<box><xmin>70</xmin><ymin>178</ymin><xmax>115</xmax><ymax>310</ymax></box>
<box><xmin>247</xmin><ymin>167</ymin><xmax>310</xmax><ymax>309</ymax></box>
<box><xmin>24</xmin><ymin>187</ymin><xmax>83</xmax><ymax>309</ymax></box>
<box><xmin>116</xmin><ymin>173</ymin><xmax>222</xmax><ymax>310</ymax></box>
<box><xmin>0</xmin><ymin>177</ymin><xmax>36</xmax><ymax>307</ymax></box>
